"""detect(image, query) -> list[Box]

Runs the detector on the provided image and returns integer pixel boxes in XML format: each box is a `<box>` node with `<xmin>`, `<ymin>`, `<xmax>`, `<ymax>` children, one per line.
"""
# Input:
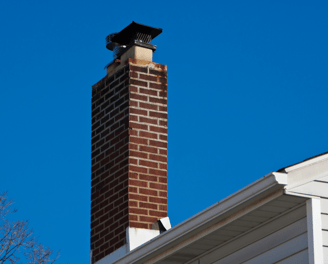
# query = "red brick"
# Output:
<box><xmin>159</xmin><ymin>77</ymin><xmax>168</xmax><ymax>84</ymax></box>
<box><xmin>139</xmin><ymin>174</ymin><xmax>158</xmax><ymax>182</ymax></box>
<box><xmin>149</xmin><ymin>154</ymin><xmax>167</xmax><ymax>162</ymax></box>
<box><xmin>129</xmin><ymin>108</ymin><xmax>147</xmax><ymax>116</ymax></box>
<box><xmin>129</xmin><ymin>100</ymin><xmax>138</xmax><ymax>107</ymax></box>
<box><xmin>129</xmin><ymin>72</ymin><xmax>138</xmax><ymax>78</ymax></box>
<box><xmin>114</xmin><ymin>240</ymin><xmax>125</xmax><ymax>250</ymax></box>
<box><xmin>159</xmin><ymin>149</ymin><xmax>167</xmax><ymax>155</ymax></box>
<box><xmin>96</xmin><ymin>252</ymin><xmax>105</xmax><ymax>261</ymax></box>
<box><xmin>129</xmin><ymin>65</ymin><xmax>147</xmax><ymax>73</ymax></box>
<box><xmin>139</xmin><ymin>131</ymin><xmax>158</xmax><ymax>139</ymax></box>
<box><xmin>129</xmin><ymin>179</ymin><xmax>148</xmax><ymax>188</ymax></box>
<box><xmin>150</xmin><ymin>183</ymin><xmax>167</xmax><ymax>191</ymax></box>
<box><xmin>129</xmin><ymin>208</ymin><xmax>148</xmax><ymax>215</ymax></box>
<box><xmin>129</xmin><ymin>79</ymin><xmax>147</xmax><ymax>87</ymax></box>
<box><xmin>140</xmin><ymin>88</ymin><xmax>157</xmax><ymax>96</ymax></box>
<box><xmin>159</xmin><ymin>205</ymin><xmax>167</xmax><ymax>211</ymax></box>
<box><xmin>130</xmin><ymin>136</ymin><xmax>148</xmax><ymax>145</ymax></box>
<box><xmin>128</xmin><ymin>194</ymin><xmax>148</xmax><ymax>202</ymax></box>
<box><xmin>129</xmin><ymin>165</ymin><xmax>147</xmax><ymax>174</ymax></box>
<box><xmin>129</xmin><ymin>222</ymin><xmax>148</xmax><ymax>229</ymax></box>
<box><xmin>139</xmin><ymin>160</ymin><xmax>158</xmax><ymax>168</ymax></box>
<box><xmin>139</xmin><ymin>116</ymin><xmax>158</xmax><ymax>125</ymax></box>
<box><xmin>128</xmin><ymin>186</ymin><xmax>138</xmax><ymax>194</ymax></box>
<box><xmin>139</xmin><ymin>216</ymin><xmax>158</xmax><ymax>223</ymax></box>
<box><xmin>92</xmin><ymin>163</ymin><xmax>100</xmax><ymax>172</ymax></box>
<box><xmin>128</xmin><ymin>143</ymin><xmax>138</xmax><ymax>150</ymax></box>
<box><xmin>149</xmin><ymin>97</ymin><xmax>167</xmax><ymax>104</ymax></box>
<box><xmin>159</xmin><ymin>191</ymin><xmax>167</xmax><ymax>198</ymax></box>
<box><xmin>149</xmin><ymin>111</ymin><xmax>168</xmax><ymax>119</ymax></box>
<box><xmin>159</xmin><ymin>135</ymin><xmax>168</xmax><ymax>141</ymax></box>
<box><xmin>129</xmin><ymin>115</ymin><xmax>138</xmax><ymax>122</ymax></box>
<box><xmin>129</xmin><ymin>200</ymin><xmax>138</xmax><ymax>207</ymax></box>
<box><xmin>150</xmin><ymin>126</ymin><xmax>168</xmax><ymax>134</ymax></box>
<box><xmin>114</xmin><ymin>225</ymin><xmax>124</xmax><ymax>236</ymax></box>
<box><xmin>149</xmin><ymin>140</ymin><xmax>167</xmax><ymax>148</ymax></box>
<box><xmin>128</xmin><ymin>129</ymin><xmax>138</xmax><ymax>136</ymax></box>
<box><xmin>149</xmin><ymin>169</ymin><xmax>167</xmax><ymax>177</ymax></box>
<box><xmin>149</xmin><ymin>197</ymin><xmax>167</xmax><ymax>204</ymax></box>
<box><xmin>158</xmin><ymin>177</ymin><xmax>167</xmax><ymax>184</ymax></box>
<box><xmin>159</xmin><ymin>163</ymin><xmax>167</xmax><ymax>170</ymax></box>
<box><xmin>139</xmin><ymin>74</ymin><xmax>157</xmax><ymax>82</ymax></box>
<box><xmin>159</xmin><ymin>120</ymin><xmax>168</xmax><ymax>127</ymax></box>
<box><xmin>139</xmin><ymin>188</ymin><xmax>157</xmax><ymax>196</ymax></box>
<box><xmin>139</xmin><ymin>202</ymin><xmax>158</xmax><ymax>210</ymax></box>
<box><xmin>128</xmin><ymin>158</ymin><xmax>138</xmax><ymax>165</ymax></box>
<box><xmin>129</xmin><ymin>150</ymin><xmax>148</xmax><ymax>159</ymax></box>
<box><xmin>129</xmin><ymin>214</ymin><xmax>138</xmax><ymax>221</ymax></box>
<box><xmin>130</xmin><ymin>93</ymin><xmax>148</xmax><ymax>102</ymax></box>
<box><xmin>139</xmin><ymin>145</ymin><xmax>158</xmax><ymax>154</ymax></box>
<box><xmin>92</xmin><ymin>61</ymin><xmax>168</xmax><ymax>260</ymax></box>
<box><xmin>158</xmin><ymin>106</ymin><xmax>168</xmax><ymax>111</ymax></box>
<box><xmin>149</xmin><ymin>69</ymin><xmax>167</xmax><ymax>77</ymax></box>
<box><xmin>129</xmin><ymin>122</ymin><xmax>148</xmax><ymax>130</ymax></box>
<box><xmin>115</xmin><ymin>112</ymin><xmax>125</xmax><ymax>122</ymax></box>
<box><xmin>149</xmin><ymin>210</ymin><xmax>167</xmax><ymax>218</ymax></box>
<box><xmin>128</xmin><ymin>172</ymin><xmax>138</xmax><ymax>179</ymax></box>
<box><xmin>139</xmin><ymin>102</ymin><xmax>157</xmax><ymax>111</ymax></box>
<box><xmin>149</xmin><ymin>82</ymin><xmax>167</xmax><ymax>91</ymax></box>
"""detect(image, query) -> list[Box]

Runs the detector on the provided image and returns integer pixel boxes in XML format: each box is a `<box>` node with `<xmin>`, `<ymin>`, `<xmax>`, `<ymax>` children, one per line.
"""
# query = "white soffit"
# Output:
<box><xmin>111</xmin><ymin>172</ymin><xmax>288</xmax><ymax>264</ymax></box>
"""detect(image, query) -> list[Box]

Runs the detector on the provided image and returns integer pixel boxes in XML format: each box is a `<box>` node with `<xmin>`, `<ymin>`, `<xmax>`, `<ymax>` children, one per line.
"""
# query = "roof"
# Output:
<box><xmin>111</xmin><ymin>153</ymin><xmax>328</xmax><ymax>263</ymax></box>
<box><xmin>277</xmin><ymin>151</ymin><xmax>328</xmax><ymax>172</ymax></box>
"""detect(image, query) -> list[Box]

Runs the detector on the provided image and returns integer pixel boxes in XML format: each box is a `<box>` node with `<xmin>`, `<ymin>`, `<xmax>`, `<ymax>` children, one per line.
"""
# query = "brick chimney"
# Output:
<box><xmin>91</xmin><ymin>22</ymin><xmax>168</xmax><ymax>263</ymax></box>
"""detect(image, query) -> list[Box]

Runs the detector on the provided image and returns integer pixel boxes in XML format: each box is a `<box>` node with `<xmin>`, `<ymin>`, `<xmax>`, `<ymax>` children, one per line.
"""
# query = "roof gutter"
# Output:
<box><xmin>112</xmin><ymin>172</ymin><xmax>288</xmax><ymax>264</ymax></box>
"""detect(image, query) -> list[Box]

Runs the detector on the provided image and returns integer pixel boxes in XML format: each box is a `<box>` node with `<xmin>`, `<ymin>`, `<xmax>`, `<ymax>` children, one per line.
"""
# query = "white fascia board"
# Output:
<box><xmin>284</xmin><ymin>154</ymin><xmax>328</xmax><ymax>188</ymax></box>
<box><xmin>111</xmin><ymin>172</ymin><xmax>287</xmax><ymax>264</ymax></box>
<box><xmin>284</xmin><ymin>153</ymin><xmax>328</xmax><ymax>173</ymax></box>
<box><xmin>285</xmin><ymin>172</ymin><xmax>328</xmax><ymax>190</ymax></box>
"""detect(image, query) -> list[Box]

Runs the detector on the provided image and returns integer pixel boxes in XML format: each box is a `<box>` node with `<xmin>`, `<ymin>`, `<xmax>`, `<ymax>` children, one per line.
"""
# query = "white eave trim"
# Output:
<box><xmin>284</xmin><ymin>153</ymin><xmax>328</xmax><ymax>173</ymax></box>
<box><xmin>112</xmin><ymin>172</ymin><xmax>288</xmax><ymax>264</ymax></box>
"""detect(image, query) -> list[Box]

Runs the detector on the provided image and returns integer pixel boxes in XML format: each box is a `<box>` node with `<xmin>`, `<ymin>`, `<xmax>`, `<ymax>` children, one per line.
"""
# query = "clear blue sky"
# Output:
<box><xmin>1</xmin><ymin>0</ymin><xmax>327</xmax><ymax>263</ymax></box>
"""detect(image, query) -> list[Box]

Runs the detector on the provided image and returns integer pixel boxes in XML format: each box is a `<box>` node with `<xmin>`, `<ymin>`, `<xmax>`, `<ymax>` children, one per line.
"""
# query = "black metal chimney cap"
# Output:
<box><xmin>111</xmin><ymin>21</ymin><xmax>162</xmax><ymax>45</ymax></box>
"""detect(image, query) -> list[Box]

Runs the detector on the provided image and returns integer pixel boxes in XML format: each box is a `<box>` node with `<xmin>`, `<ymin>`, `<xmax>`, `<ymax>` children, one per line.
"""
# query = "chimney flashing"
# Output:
<box><xmin>94</xmin><ymin>216</ymin><xmax>171</xmax><ymax>264</ymax></box>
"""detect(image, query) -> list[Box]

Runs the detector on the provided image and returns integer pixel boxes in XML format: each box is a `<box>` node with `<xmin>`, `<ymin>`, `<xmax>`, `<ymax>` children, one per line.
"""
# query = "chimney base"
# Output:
<box><xmin>93</xmin><ymin>217</ymin><xmax>171</xmax><ymax>264</ymax></box>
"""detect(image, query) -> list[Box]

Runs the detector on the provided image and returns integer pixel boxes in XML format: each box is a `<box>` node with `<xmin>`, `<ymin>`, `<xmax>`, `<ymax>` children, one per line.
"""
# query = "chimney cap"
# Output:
<box><xmin>111</xmin><ymin>21</ymin><xmax>162</xmax><ymax>46</ymax></box>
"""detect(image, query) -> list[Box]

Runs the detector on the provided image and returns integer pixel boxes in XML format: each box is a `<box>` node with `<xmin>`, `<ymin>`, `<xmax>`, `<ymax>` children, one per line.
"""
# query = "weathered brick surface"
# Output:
<box><xmin>91</xmin><ymin>59</ymin><xmax>168</xmax><ymax>262</ymax></box>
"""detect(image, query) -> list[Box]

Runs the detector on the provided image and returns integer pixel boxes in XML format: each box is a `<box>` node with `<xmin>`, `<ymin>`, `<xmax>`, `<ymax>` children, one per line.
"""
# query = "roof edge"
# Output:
<box><xmin>278</xmin><ymin>151</ymin><xmax>328</xmax><ymax>173</ymax></box>
<box><xmin>112</xmin><ymin>172</ymin><xmax>287</xmax><ymax>264</ymax></box>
